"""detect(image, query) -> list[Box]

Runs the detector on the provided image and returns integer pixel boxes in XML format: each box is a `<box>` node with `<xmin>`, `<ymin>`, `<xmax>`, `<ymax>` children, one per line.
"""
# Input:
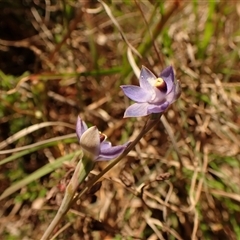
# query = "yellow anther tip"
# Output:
<box><xmin>155</xmin><ymin>78</ymin><xmax>164</xmax><ymax>87</ymax></box>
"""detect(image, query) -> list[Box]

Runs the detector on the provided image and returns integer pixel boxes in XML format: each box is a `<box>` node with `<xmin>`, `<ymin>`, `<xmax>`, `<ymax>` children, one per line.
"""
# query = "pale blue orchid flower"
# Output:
<box><xmin>121</xmin><ymin>66</ymin><xmax>181</xmax><ymax>118</ymax></box>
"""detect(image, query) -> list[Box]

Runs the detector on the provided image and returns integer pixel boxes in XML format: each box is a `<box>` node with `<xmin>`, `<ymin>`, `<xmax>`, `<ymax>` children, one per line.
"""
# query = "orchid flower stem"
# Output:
<box><xmin>74</xmin><ymin>113</ymin><xmax>162</xmax><ymax>202</ymax></box>
<box><xmin>40</xmin><ymin>154</ymin><xmax>94</xmax><ymax>240</ymax></box>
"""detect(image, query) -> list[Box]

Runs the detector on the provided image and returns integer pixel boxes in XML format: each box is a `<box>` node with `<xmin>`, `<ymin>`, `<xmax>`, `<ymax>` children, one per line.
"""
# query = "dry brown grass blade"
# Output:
<box><xmin>99</xmin><ymin>0</ymin><xmax>142</xmax><ymax>58</ymax></box>
<box><xmin>160</xmin><ymin>115</ymin><xmax>183</xmax><ymax>171</ymax></box>
<box><xmin>127</xmin><ymin>48</ymin><xmax>141</xmax><ymax>77</ymax></box>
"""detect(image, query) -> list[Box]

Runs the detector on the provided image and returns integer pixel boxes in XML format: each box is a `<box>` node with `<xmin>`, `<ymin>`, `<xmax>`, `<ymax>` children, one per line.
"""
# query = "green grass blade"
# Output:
<box><xmin>0</xmin><ymin>134</ymin><xmax>77</xmax><ymax>166</ymax></box>
<box><xmin>0</xmin><ymin>150</ymin><xmax>82</xmax><ymax>200</ymax></box>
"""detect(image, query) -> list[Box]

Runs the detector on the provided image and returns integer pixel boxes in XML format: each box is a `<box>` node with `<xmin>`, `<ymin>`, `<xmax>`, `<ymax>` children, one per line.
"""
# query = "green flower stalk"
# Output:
<box><xmin>40</xmin><ymin>154</ymin><xmax>93</xmax><ymax>240</ymax></box>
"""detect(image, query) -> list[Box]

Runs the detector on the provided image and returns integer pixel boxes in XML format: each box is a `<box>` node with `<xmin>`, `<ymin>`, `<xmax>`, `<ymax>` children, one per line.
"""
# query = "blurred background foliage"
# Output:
<box><xmin>0</xmin><ymin>0</ymin><xmax>239</xmax><ymax>239</ymax></box>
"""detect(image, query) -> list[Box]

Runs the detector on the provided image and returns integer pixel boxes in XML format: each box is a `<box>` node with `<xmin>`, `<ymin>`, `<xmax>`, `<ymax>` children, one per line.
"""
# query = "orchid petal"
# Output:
<box><xmin>139</xmin><ymin>66</ymin><xmax>156</xmax><ymax>89</ymax></box>
<box><xmin>96</xmin><ymin>142</ymin><xmax>129</xmax><ymax>161</ymax></box>
<box><xmin>76</xmin><ymin>116</ymin><xmax>88</xmax><ymax>141</ymax></box>
<box><xmin>173</xmin><ymin>80</ymin><xmax>182</xmax><ymax>100</ymax></box>
<box><xmin>166</xmin><ymin>80</ymin><xmax>182</xmax><ymax>103</ymax></box>
<box><xmin>80</xmin><ymin>126</ymin><xmax>100</xmax><ymax>157</ymax></box>
<box><xmin>160</xmin><ymin>66</ymin><xmax>174</xmax><ymax>94</ymax></box>
<box><xmin>121</xmin><ymin>85</ymin><xmax>152</xmax><ymax>102</ymax></box>
<box><xmin>151</xmin><ymin>88</ymin><xmax>167</xmax><ymax>103</ymax></box>
<box><xmin>100</xmin><ymin>141</ymin><xmax>112</xmax><ymax>150</ymax></box>
<box><xmin>123</xmin><ymin>102</ymin><xmax>149</xmax><ymax>118</ymax></box>
<box><xmin>147</xmin><ymin>102</ymin><xmax>170</xmax><ymax>114</ymax></box>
